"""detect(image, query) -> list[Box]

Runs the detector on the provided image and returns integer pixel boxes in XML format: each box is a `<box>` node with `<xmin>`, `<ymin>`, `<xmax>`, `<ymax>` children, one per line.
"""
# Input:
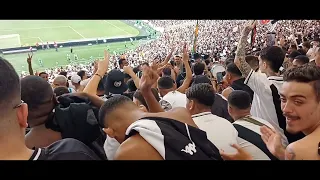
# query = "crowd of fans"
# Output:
<box><xmin>1</xmin><ymin>19</ymin><xmax>320</xmax><ymax>160</ymax></box>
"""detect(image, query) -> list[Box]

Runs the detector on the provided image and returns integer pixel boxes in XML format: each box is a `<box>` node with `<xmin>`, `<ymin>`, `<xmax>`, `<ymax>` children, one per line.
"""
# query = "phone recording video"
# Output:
<box><xmin>266</xmin><ymin>32</ymin><xmax>276</xmax><ymax>47</ymax></box>
<box><xmin>216</xmin><ymin>71</ymin><xmax>225</xmax><ymax>84</ymax></box>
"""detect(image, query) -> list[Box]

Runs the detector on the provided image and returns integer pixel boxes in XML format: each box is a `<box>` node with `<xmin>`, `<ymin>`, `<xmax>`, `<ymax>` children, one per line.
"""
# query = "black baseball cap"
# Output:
<box><xmin>105</xmin><ymin>70</ymin><xmax>128</xmax><ymax>94</ymax></box>
<box><xmin>193</xmin><ymin>53</ymin><xmax>201</xmax><ymax>60</ymax></box>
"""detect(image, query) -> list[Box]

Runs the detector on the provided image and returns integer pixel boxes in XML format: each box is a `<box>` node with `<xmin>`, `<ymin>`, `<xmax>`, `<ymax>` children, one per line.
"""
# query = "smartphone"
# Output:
<box><xmin>216</xmin><ymin>71</ymin><xmax>224</xmax><ymax>84</ymax></box>
<box><xmin>266</xmin><ymin>32</ymin><xmax>276</xmax><ymax>47</ymax></box>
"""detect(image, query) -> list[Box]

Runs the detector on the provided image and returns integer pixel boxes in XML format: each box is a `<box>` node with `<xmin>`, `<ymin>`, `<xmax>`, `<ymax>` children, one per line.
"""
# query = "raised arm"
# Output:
<box><xmin>177</xmin><ymin>43</ymin><xmax>192</xmax><ymax>93</ymax></box>
<box><xmin>123</xmin><ymin>66</ymin><xmax>140</xmax><ymax>89</ymax></box>
<box><xmin>140</xmin><ymin>68</ymin><xmax>164</xmax><ymax>113</ymax></box>
<box><xmin>234</xmin><ymin>20</ymin><xmax>256</xmax><ymax>78</ymax></box>
<box><xmin>27</xmin><ymin>53</ymin><xmax>34</xmax><ymax>75</ymax></box>
<box><xmin>83</xmin><ymin>50</ymin><xmax>109</xmax><ymax>96</ymax></box>
<box><xmin>160</xmin><ymin>47</ymin><xmax>175</xmax><ymax>67</ymax></box>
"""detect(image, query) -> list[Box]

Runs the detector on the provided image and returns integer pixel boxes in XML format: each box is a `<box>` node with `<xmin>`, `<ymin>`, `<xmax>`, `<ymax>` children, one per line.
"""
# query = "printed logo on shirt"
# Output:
<box><xmin>160</xmin><ymin>99</ymin><xmax>172</xmax><ymax>111</ymax></box>
<box><xmin>181</xmin><ymin>142</ymin><xmax>197</xmax><ymax>155</ymax></box>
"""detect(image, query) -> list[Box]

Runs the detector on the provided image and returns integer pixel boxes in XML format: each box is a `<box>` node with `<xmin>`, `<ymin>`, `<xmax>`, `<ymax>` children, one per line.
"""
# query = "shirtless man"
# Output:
<box><xmin>221</xmin><ymin>65</ymin><xmax>320</xmax><ymax>160</ymax></box>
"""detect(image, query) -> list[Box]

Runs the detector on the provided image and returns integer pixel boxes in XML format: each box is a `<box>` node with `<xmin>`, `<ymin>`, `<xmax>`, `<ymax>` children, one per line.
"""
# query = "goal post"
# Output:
<box><xmin>0</xmin><ymin>34</ymin><xmax>21</xmax><ymax>49</ymax></box>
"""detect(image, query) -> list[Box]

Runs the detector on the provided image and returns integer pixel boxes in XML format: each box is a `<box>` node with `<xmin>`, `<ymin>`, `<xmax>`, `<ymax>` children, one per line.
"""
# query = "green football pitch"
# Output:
<box><xmin>0</xmin><ymin>20</ymin><xmax>140</xmax><ymax>46</ymax></box>
<box><xmin>4</xmin><ymin>41</ymin><xmax>145</xmax><ymax>74</ymax></box>
<box><xmin>0</xmin><ymin>20</ymin><xmax>145</xmax><ymax>74</ymax></box>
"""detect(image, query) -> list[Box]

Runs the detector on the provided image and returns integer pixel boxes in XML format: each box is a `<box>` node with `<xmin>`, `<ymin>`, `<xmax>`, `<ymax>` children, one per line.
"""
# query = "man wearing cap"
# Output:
<box><xmin>193</xmin><ymin>53</ymin><xmax>201</xmax><ymax>63</ymax></box>
<box><xmin>71</xmin><ymin>74</ymin><xmax>82</xmax><ymax>92</ymax></box>
<box><xmin>105</xmin><ymin>69</ymin><xmax>128</xmax><ymax>95</ymax></box>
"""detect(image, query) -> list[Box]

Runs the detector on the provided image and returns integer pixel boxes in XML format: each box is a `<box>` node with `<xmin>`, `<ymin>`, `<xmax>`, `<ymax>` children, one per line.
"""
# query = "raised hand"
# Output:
<box><xmin>27</xmin><ymin>53</ymin><xmax>33</xmax><ymax>64</ymax></box>
<box><xmin>123</xmin><ymin>65</ymin><xmax>133</xmax><ymax>74</ymax></box>
<box><xmin>220</xmin><ymin>144</ymin><xmax>253</xmax><ymax>160</ymax></box>
<box><xmin>140</xmin><ymin>67</ymin><xmax>158</xmax><ymax>93</ymax></box>
<box><xmin>242</xmin><ymin>20</ymin><xmax>257</xmax><ymax>36</ymax></box>
<box><xmin>260</xmin><ymin>126</ymin><xmax>283</xmax><ymax>157</ymax></box>
<box><xmin>96</xmin><ymin>50</ymin><xmax>110</xmax><ymax>75</ymax></box>
<box><xmin>182</xmin><ymin>42</ymin><xmax>189</xmax><ymax>63</ymax></box>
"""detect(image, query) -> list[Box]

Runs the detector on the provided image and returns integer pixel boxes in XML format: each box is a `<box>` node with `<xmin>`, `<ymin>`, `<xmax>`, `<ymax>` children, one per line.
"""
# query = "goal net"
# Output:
<box><xmin>0</xmin><ymin>34</ymin><xmax>21</xmax><ymax>49</ymax></box>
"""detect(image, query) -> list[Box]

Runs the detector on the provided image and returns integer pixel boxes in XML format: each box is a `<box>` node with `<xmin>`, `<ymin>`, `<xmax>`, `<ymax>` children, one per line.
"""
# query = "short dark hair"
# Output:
<box><xmin>294</xmin><ymin>55</ymin><xmax>309</xmax><ymax>65</ymax></box>
<box><xmin>226</xmin><ymin>63</ymin><xmax>242</xmax><ymax>77</ymax></box>
<box><xmin>59</xmin><ymin>71</ymin><xmax>67</xmax><ymax>77</ymax></box>
<box><xmin>225</xmin><ymin>57</ymin><xmax>234</xmax><ymax>67</ymax></box>
<box><xmin>133</xmin><ymin>88</ymin><xmax>160</xmax><ymax>111</ymax></box>
<box><xmin>141</xmin><ymin>62</ymin><xmax>149</xmax><ymax>66</ymax></box>
<box><xmin>302</xmin><ymin>41</ymin><xmax>311</xmax><ymax>49</ymax></box>
<box><xmin>204</xmin><ymin>59</ymin><xmax>211</xmax><ymax>66</ymax></box>
<box><xmin>186</xmin><ymin>83</ymin><xmax>215</xmax><ymax>107</ymax></box>
<box><xmin>97</xmin><ymin>76</ymin><xmax>106</xmax><ymax>92</ymax></box>
<box><xmin>77</xmin><ymin>70</ymin><xmax>86</xmax><ymax>80</ymax></box>
<box><xmin>283</xmin><ymin>64</ymin><xmax>320</xmax><ymax>101</ymax></box>
<box><xmin>288</xmin><ymin>50</ymin><xmax>302</xmax><ymax>59</ymax></box>
<box><xmin>193</xmin><ymin>53</ymin><xmax>201</xmax><ymax>60</ymax></box>
<box><xmin>98</xmin><ymin>95</ymin><xmax>133</xmax><ymax>127</ymax></box>
<box><xmin>54</xmin><ymin>86</ymin><xmax>70</xmax><ymax>96</ymax></box>
<box><xmin>297</xmin><ymin>48</ymin><xmax>307</xmax><ymax>55</ymax></box>
<box><xmin>133</xmin><ymin>66</ymin><xmax>140</xmax><ymax>74</ymax></box>
<box><xmin>0</xmin><ymin>57</ymin><xmax>20</xmax><ymax>113</ymax></box>
<box><xmin>39</xmin><ymin>72</ymin><xmax>47</xmax><ymax>76</ymax></box>
<box><xmin>260</xmin><ymin>46</ymin><xmax>285</xmax><ymax>73</ymax></box>
<box><xmin>245</xmin><ymin>55</ymin><xmax>259</xmax><ymax>70</ymax></box>
<box><xmin>162</xmin><ymin>67</ymin><xmax>171</xmax><ymax>76</ymax></box>
<box><xmin>193</xmin><ymin>62</ymin><xmax>205</xmax><ymax>75</ymax></box>
<box><xmin>290</xmin><ymin>44</ymin><xmax>297</xmax><ymax>50</ymax></box>
<box><xmin>158</xmin><ymin>76</ymin><xmax>174</xmax><ymax>89</ymax></box>
<box><xmin>21</xmin><ymin>76</ymin><xmax>53</xmax><ymax>110</ymax></box>
<box><xmin>192</xmin><ymin>75</ymin><xmax>211</xmax><ymax>86</ymax></box>
<box><xmin>228</xmin><ymin>90</ymin><xmax>251</xmax><ymax>110</ymax></box>
<box><xmin>118</xmin><ymin>58</ymin><xmax>126</xmax><ymax>66</ymax></box>
<box><xmin>127</xmin><ymin>78</ymin><xmax>137</xmax><ymax>92</ymax></box>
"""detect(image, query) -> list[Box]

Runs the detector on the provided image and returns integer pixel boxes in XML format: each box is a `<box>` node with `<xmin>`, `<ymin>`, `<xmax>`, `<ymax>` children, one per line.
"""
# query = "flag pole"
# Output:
<box><xmin>192</xmin><ymin>20</ymin><xmax>199</xmax><ymax>55</ymax></box>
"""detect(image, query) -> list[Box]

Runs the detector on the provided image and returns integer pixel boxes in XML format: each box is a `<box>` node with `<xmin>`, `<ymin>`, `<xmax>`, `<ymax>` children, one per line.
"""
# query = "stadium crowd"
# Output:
<box><xmin>1</xmin><ymin>19</ymin><xmax>320</xmax><ymax>160</ymax></box>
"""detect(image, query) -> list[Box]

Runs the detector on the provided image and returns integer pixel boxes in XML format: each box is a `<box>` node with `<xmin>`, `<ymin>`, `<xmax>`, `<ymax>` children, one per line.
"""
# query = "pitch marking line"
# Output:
<box><xmin>0</xmin><ymin>26</ymin><xmax>70</xmax><ymax>31</ymax></box>
<box><xmin>68</xmin><ymin>26</ymin><xmax>85</xmax><ymax>39</ymax></box>
<box><xmin>103</xmin><ymin>20</ymin><xmax>131</xmax><ymax>35</ymax></box>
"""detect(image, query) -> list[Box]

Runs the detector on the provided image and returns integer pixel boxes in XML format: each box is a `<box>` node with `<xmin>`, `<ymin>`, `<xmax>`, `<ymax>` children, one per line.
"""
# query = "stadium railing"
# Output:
<box><xmin>2</xmin><ymin>48</ymin><xmax>37</xmax><ymax>55</ymax></box>
<box><xmin>1</xmin><ymin>35</ymin><xmax>150</xmax><ymax>55</ymax></box>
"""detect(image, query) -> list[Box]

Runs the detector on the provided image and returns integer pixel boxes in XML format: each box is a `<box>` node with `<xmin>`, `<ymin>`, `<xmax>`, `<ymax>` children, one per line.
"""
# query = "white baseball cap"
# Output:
<box><xmin>71</xmin><ymin>75</ymin><xmax>81</xmax><ymax>84</ymax></box>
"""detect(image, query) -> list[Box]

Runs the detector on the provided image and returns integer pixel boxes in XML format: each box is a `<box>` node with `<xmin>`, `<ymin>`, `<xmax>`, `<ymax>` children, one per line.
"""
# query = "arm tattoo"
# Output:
<box><xmin>235</xmin><ymin>27</ymin><xmax>253</xmax><ymax>78</ymax></box>
<box><xmin>285</xmin><ymin>146</ymin><xmax>296</xmax><ymax>160</ymax></box>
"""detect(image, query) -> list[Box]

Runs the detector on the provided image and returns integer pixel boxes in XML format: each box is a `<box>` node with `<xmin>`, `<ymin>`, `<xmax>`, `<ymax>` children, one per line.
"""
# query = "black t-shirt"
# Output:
<box><xmin>230</xmin><ymin>78</ymin><xmax>254</xmax><ymax>103</ymax></box>
<box><xmin>211</xmin><ymin>94</ymin><xmax>233</xmax><ymax>122</ymax></box>
<box><xmin>29</xmin><ymin>138</ymin><xmax>102</xmax><ymax>160</ymax></box>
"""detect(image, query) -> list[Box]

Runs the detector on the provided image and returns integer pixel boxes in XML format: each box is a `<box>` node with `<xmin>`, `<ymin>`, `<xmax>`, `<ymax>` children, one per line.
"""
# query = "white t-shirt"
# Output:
<box><xmin>68</xmin><ymin>80</ymin><xmax>76</xmax><ymax>90</ymax></box>
<box><xmin>233</xmin><ymin>116</ymin><xmax>275</xmax><ymax>160</ymax></box>
<box><xmin>192</xmin><ymin>112</ymin><xmax>238</xmax><ymax>154</ymax></box>
<box><xmin>80</xmin><ymin>78</ymin><xmax>90</xmax><ymax>87</ymax></box>
<box><xmin>160</xmin><ymin>91</ymin><xmax>187</xmax><ymax>111</ymax></box>
<box><xmin>244</xmin><ymin>69</ymin><xmax>288</xmax><ymax>146</ymax></box>
<box><xmin>103</xmin><ymin>135</ymin><xmax>120</xmax><ymax>160</ymax></box>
